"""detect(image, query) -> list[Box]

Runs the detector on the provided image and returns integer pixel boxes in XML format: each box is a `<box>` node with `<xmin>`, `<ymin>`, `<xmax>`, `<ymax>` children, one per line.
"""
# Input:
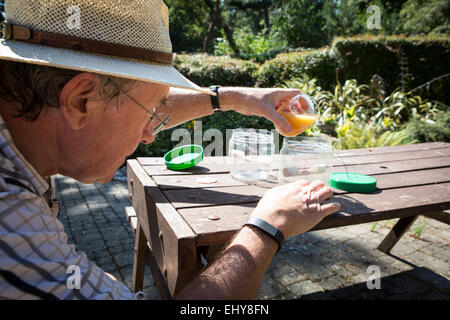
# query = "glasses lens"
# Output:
<box><xmin>150</xmin><ymin>114</ymin><xmax>170</xmax><ymax>136</ymax></box>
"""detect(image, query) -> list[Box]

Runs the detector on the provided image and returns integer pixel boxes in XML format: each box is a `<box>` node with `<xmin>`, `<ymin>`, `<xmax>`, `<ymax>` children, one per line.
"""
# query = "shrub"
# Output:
<box><xmin>332</xmin><ymin>34</ymin><xmax>450</xmax><ymax>104</ymax></box>
<box><xmin>214</xmin><ymin>28</ymin><xmax>289</xmax><ymax>64</ymax></box>
<box><xmin>334</xmin><ymin>121</ymin><xmax>414</xmax><ymax>150</ymax></box>
<box><xmin>173</xmin><ymin>53</ymin><xmax>259</xmax><ymax>87</ymax></box>
<box><xmin>256</xmin><ymin>48</ymin><xmax>341</xmax><ymax>90</ymax></box>
<box><xmin>406</xmin><ymin>110</ymin><xmax>450</xmax><ymax>143</ymax></box>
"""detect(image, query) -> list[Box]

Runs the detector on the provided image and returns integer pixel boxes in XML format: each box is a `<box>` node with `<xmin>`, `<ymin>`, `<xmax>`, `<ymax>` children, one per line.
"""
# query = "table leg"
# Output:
<box><xmin>377</xmin><ymin>215</ymin><xmax>418</xmax><ymax>254</ymax></box>
<box><xmin>132</xmin><ymin>221</ymin><xmax>148</xmax><ymax>293</ymax></box>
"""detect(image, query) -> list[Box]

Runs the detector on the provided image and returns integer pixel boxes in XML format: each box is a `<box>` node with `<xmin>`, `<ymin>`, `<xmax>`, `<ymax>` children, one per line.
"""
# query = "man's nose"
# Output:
<box><xmin>141</xmin><ymin>124</ymin><xmax>155</xmax><ymax>145</ymax></box>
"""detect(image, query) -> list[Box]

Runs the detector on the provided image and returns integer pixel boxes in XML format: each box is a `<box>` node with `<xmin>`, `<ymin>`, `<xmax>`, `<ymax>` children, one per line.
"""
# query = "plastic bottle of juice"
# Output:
<box><xmin>275</xmin><ymin>94</ymin><xmax>319</xmax><ymax>137</ymax></box>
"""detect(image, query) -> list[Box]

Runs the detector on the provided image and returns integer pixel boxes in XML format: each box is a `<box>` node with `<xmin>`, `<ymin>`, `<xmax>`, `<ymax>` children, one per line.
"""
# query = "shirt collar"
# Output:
<box><xmin>0</xmin><ymin>114</ymin><xmax>49</xmax><ymax>196</ymax></box>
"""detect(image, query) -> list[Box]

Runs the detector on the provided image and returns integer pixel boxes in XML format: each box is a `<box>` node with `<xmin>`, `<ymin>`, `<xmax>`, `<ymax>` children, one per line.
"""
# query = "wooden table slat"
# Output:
<box><xmin>164</xmin><ymin>167</ymin><xmax>450</xmax><ymax>209</ymax></box>
<box><xmin>137</xmin><ymin>142</ymin><xmax>449</xmax><ymax>167</ymax></box>
<box><xmin>142</xmin><ymin>146</ymin><xmax>450</xmax><ymax>176</ymax></box>
<box><xmin>152</xmin><ymin>156</ymin><xmax>450</xmax><ymax>190</ymax></box>
<box><xmin>178</xmin><ymin>182</ymin><xmax>450</xmax><ymax>246</ymax></box>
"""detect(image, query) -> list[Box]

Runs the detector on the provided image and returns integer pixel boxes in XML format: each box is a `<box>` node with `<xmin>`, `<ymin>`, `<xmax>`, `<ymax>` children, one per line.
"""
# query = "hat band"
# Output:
<box><xmin>1</xmin><ymin>23</ymin><xmax>173</xmax><ymax>65</ymax></box>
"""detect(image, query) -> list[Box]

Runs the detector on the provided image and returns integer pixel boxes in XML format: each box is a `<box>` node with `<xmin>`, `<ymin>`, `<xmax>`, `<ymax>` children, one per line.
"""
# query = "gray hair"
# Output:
<box><xmin>0</xmin><ymin>60</ymin><xmax>137</xmax><ymax>121</ymax></box>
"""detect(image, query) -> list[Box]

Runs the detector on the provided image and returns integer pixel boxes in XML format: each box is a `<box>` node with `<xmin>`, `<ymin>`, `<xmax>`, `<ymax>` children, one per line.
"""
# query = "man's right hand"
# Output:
<box><xmin>250</xmin><ymin>180</ymin><xmax>341</xmax><ymax>239</ymax></box>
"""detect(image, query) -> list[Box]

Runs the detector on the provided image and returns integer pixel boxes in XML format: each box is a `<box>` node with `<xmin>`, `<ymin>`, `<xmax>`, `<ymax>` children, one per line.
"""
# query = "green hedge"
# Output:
<box><xmin>173</xmin><ymin>53</ymin><xmax>259</xmax><ymax>87</ymax></box>
<box><xmin>255</xmin><ymin>49</ymin><xmax>340</xmax><ymax>90</ymax></box>
<box><xmin>332</xmin><ymin>35</ymin><xmax>450</xmax><ymax>103</ymax></box>
<box><xmin>173</xmin><ymin>36</ymin><xmax>450</xmax><ymax>104</ymax></box>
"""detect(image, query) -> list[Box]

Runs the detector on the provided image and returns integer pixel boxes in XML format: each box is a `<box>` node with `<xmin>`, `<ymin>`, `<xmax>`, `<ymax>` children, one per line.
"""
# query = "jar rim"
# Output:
<box><xmin>231</xmin><ymin>129</ymin><xmax>274</xmax><ymax>144</ymax></box>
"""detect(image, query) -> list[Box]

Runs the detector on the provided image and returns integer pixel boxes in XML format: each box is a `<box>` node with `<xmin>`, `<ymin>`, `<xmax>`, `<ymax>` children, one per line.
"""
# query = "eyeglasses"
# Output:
<box><xmin>109</xmin><ymin>80</ymin><xmax>170</xmax><ymax>136</ymax></box>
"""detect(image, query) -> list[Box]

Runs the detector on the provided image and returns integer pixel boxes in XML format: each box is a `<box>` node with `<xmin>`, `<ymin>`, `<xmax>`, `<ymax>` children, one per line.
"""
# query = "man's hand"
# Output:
<box><xmin>220</xmin><ymin>87</ymin><xmax>301</xmax><ymax>134</ymax></box>
<box><xmin>250</xmin><ymin>179</ymin><xmax>341</xmax><ymax>239</ymax></box>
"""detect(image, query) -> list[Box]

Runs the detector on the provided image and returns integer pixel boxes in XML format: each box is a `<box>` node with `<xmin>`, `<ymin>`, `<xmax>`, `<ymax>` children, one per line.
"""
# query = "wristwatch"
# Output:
<box><xmin>244</xmin><ymin>217</ymin><xmax>285</xmax><ymax>253</ymax></box>
<box><xmin>209</xmin><ymin>85</ymin><xmax>221</xmax><ymax>112</ymax></box>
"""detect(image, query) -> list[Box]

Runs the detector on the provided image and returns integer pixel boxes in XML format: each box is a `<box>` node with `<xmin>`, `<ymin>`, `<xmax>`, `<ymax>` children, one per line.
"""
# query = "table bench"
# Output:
<box><xmin>125</xmin><ymin>142</ymin><xmax>450</xmax><ymax>299</ymax></box>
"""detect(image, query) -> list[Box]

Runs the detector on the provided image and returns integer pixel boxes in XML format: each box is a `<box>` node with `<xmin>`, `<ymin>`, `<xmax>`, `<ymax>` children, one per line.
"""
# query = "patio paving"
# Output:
<box><xmin>54</xmin><ymin>170</ymin><xmax>450</xmax><ymax>300</ymax></box>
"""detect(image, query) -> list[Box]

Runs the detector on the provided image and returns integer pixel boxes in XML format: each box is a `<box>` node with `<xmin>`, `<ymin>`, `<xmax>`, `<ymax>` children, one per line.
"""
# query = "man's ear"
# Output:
<box><xmin>59</xmin><ymin>73</ymin><xmax>98</xmax><ymax>130</ymax></box>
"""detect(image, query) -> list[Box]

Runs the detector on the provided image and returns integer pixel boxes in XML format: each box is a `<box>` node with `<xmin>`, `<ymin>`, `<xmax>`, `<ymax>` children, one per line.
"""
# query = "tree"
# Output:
<box><xmin>399</xmin><ymin>0</ymin><xmax>450</xmax><ymax>34</ymax></box>
<box><xmin>271</xmin><ymin>0</ymin><xmax>330</xmax><ymax>48</ymax></box>
<box><xmin>165</xmin><ymin>0</ymin><xmax>209</xmax><ymax>52</ymax></box>
<box><xmin>203</xmin><ymin>0</ymin><xmax>240</xmax><ymax>54</ymax></box>
<box><xmin>227</xmin><ymin>0</ymin><xmax>273</xmax><ymax>35</ymax></box>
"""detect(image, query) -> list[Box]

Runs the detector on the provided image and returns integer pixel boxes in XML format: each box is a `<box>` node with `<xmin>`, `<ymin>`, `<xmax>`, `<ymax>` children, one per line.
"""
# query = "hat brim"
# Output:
<box><xmin>0</xmin><ymin>39</ymin><xmax>214</xmax><ymax>95</ymax></box>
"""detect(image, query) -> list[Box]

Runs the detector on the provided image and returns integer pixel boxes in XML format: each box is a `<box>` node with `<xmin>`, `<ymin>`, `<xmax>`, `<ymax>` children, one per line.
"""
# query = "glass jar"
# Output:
<box><xmin>278</xmin><ymin>136</ymin><xmax>333</xmax><ymax>185</ymax></box>
<box><xmin>229</xmin><ymin>129</ymin><xmax>275</xmax><ymax>185</ymax></box>
<box><xmin>275</xmin><ymin>93</ymin><xmax>319</xmax><ymax>137</ymax></box>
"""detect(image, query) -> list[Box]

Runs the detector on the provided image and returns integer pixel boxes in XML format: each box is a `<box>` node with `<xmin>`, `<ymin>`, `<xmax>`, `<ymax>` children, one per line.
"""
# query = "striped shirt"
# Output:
<box><xmin>0</xmin><ymin>115</ymin><xmax>139</xmax><ymax>300</ymax></box>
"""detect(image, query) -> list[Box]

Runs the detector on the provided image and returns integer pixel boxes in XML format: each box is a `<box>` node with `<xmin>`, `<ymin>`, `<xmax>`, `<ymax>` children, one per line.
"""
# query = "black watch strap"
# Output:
<box><xmin>244</xmin><ymin>217</ymin><xmax>285</xmax><ymax>253</ymax></box>
<box><xmin>209</xmin><ymin>85</ymin><xmax>221</xmax><ymax>112</ymax></box>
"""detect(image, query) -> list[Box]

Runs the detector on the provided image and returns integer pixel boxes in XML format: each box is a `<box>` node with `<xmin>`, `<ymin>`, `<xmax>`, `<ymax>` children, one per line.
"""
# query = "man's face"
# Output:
<box><xmin>58</xmin><ymin>80</ymin><xmax>169</xmax><ymax>183</ymax></box>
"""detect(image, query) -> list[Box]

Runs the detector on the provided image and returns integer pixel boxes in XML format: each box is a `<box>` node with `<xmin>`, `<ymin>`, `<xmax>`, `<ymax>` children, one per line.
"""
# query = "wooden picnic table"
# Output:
<box><xmin>125</xmin><ymin>142</ymin><xmax>450</xmax><ymax>299</ymax></box>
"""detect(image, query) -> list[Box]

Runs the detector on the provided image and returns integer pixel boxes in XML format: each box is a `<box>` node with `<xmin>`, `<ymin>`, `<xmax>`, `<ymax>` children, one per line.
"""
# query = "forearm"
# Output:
<box><xmin>175</xmin><ymin>225</ymin><xmax>278</xmax><ymax>300</ymax></box>
<box><xmin>161</xmin><ymin>87</ymin><xmax>240</xmax><ymax>129</ymax></box>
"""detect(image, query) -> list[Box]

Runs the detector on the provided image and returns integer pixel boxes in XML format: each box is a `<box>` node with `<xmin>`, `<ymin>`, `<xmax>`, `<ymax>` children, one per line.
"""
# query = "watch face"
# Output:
<box><xmin>210</xmin><ymin>86</ymin><xmax>221</xmax><ymax>110</ymax></box>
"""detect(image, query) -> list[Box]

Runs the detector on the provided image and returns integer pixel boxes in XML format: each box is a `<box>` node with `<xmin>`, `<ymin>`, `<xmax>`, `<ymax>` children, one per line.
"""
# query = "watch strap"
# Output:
<box><xmin>209</xmin><ymin>85</ymin><xmax>221</xmax><ymax>112</ymax></box>
<box><xmin>244</xmin><ymin>217</ymin><xmax>285</xmax><ymax>253</ymax></box>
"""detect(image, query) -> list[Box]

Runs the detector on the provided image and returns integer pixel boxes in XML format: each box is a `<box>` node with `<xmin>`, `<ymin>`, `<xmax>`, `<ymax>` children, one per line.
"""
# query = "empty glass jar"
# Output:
<box><xmin>278</xmin><ymin>135</ymin><xmax>333</xmax><ymax>185</ymax></box>
<box><xmin>229</xmin><ymin>129</ymin><xmax>275</xmax><ymax>185</ymax></box>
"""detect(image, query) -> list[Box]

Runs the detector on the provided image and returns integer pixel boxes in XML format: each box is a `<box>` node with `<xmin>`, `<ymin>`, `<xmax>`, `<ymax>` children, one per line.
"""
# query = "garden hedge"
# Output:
<box><xmin>173</xmin><ymin>36</ymin><xmax>450</xmax><ymax>103</ymax></box>
<box><xmin>255</xmin><ymin>48</ymin><xmax>341</xmax><ymax>90</ymax></box>
<box><xmin>332</xmin><ymin>35</ymin><xmax>450</xmax><ymax>104</ymax></box>
<box><xmin>173</xmin><ymin>53</ymin><xmax>259</xmax><ymax>87</ymax></box>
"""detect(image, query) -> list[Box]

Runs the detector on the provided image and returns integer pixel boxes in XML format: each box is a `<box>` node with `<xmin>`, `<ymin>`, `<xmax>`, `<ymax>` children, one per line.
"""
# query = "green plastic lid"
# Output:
<box><xmin>164</xmin><ymin>145</ymin><xmax>204</xmax><ymax>171</ymax></box>
<box><xmin>330</xmin><ymin>172</ymin><xmax>377</xmax><ymax>193</ymax></box>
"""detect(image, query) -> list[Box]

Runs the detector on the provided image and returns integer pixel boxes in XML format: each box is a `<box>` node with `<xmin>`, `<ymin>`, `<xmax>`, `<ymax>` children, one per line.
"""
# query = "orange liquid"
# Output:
<box><xmin>276</xmin><ymin>111</ymin><xmax>319</xmax><ymax>137</ymax></box>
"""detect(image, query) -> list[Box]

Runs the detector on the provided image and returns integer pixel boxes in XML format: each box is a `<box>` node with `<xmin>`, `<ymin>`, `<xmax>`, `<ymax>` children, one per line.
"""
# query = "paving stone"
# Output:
<box><xmin>255</xmin><ymin>276</ymin><xmax>286</xmax><ymax>300</ymax></box>
<box><xmin>268</xmin><ymin>262</ymin><xmax>306</xmax><ymax>286</ymax></box>
<box><xmin>113</xmin><ymin>251</ymin><xmax>134</xmax><ymax>268</ymax></box>
<box><xmin>316</xmin><ymin>275</ymin><xmax>348</xmax><ymax>291</ymax></box>
<box><xmin>283</xmin><ymin>280</ymin><xmax>323</xmax><ymax>299</ymax></box>
<box><xmin>282</xmin><ymin>251</ymin><xmax>333</xmax><ymax>281</ymax></box>
<box><xmin>407</xmin><ymin>251</ymin><xmax>450</xmax><ymax>275</ymax></box>
<box><xmin>407</xmin><ymin>267</ymin><xmax>450</xmax><ymax>294</ymax></box>
<box><xmin>65</xmin><ymin>203</ymin><xmax>90</xmax><ymax>216</ymax></box>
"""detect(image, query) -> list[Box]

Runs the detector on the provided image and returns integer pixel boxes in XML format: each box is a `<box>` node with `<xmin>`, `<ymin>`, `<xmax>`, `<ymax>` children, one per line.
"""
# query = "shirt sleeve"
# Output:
<box><xmin>0</xmin><ymin>177</ymin><xmax>136</xmax><ymax>300</ymax></box>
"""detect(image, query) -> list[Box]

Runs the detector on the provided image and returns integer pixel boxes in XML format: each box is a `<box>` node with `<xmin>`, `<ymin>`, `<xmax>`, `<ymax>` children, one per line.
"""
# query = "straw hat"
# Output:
<box><xmin>0</xmin><ymin>0</ymin><xmax>211</xmax><ymax>94</ymax></box>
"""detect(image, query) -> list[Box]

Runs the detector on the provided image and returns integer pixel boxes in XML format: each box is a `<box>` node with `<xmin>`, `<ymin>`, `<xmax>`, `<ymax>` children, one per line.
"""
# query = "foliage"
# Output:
<box><xmin>332</xmin><ymin>35</ymin><xmax>450</xmax><ymax>104</ymax></box>
<box><xmin>282</xmin><ymin>76</ymin><xmax>323</xmax><ymax>97</ymax></box>
<box><xmin>165</xmin><ymin>0</ymin><xmax>210</xmax><ymax>52</ymax></box>
<box><xmin>405</xmin><ymin>110</ymin><xmax>450</xmax><ymax>143</ymax></box>
<box><xmin>214</xmin><ymin>27</ymin><xmax>289</xmax><ymax>63</ymax></box>
<box><xmin>269</xmin><ymin>0</ymin><xmax>331</xmax><ymax>48</ymax></box>
<box><xmin>399</xmin><ymin>0</ymin><xmax>450</xmax><ymax>35</ymax></box>
<box><xmin>334</xmin><ymin>121</ymin><xmax>413</xmax><ymax>150</ymax></box>
<box><xmin>173</xmin><ymin>53</ymin><xmax>259</xmax><ymax>87</ymax></box>
<box><xmin>135</xmin><ymin>111</ymin><xmax>274</xmax><ymax>158</ymax></box>
<box><xmin>256</xmin><ymin>48</ymin><xmax>340</xmax><ymax>89</ymax></box>
<box><xmin>134</xmin><ymin>76</ymin><xmax>446</xmax><ymax>158</ymax></box>
<box><xmin>283</xmin><ymin>76</ymin><xmax>448</xmax><ymax>142</ymax></box>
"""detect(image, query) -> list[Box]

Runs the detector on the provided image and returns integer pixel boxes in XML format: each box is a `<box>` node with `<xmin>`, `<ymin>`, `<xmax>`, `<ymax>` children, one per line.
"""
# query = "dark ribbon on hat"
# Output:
<box><xmin>1</xmin><ymin>23</ymin><xmax>173</xmax><ymax>65</ymax></box>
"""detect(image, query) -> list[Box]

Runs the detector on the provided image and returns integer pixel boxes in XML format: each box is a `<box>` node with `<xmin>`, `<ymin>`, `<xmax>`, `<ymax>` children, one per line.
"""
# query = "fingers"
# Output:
<box><xmin>292</xmin><ymin>179</ymin><xmax>310</xmax><ymax>188</ymax></box>
<box><xmin>318</xmin><ymin>202</ymin><xmax>341</xmax><ymax>218</ymax></box>
<box><xmin>314</xmin><ymin>185</ymin><xmax>334</xmax><ymax>203</ymax></box>
<box><xmin>267</xmin><ymin>108</ymin><xmax>292</xmax><ymax>133</ymax></box>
